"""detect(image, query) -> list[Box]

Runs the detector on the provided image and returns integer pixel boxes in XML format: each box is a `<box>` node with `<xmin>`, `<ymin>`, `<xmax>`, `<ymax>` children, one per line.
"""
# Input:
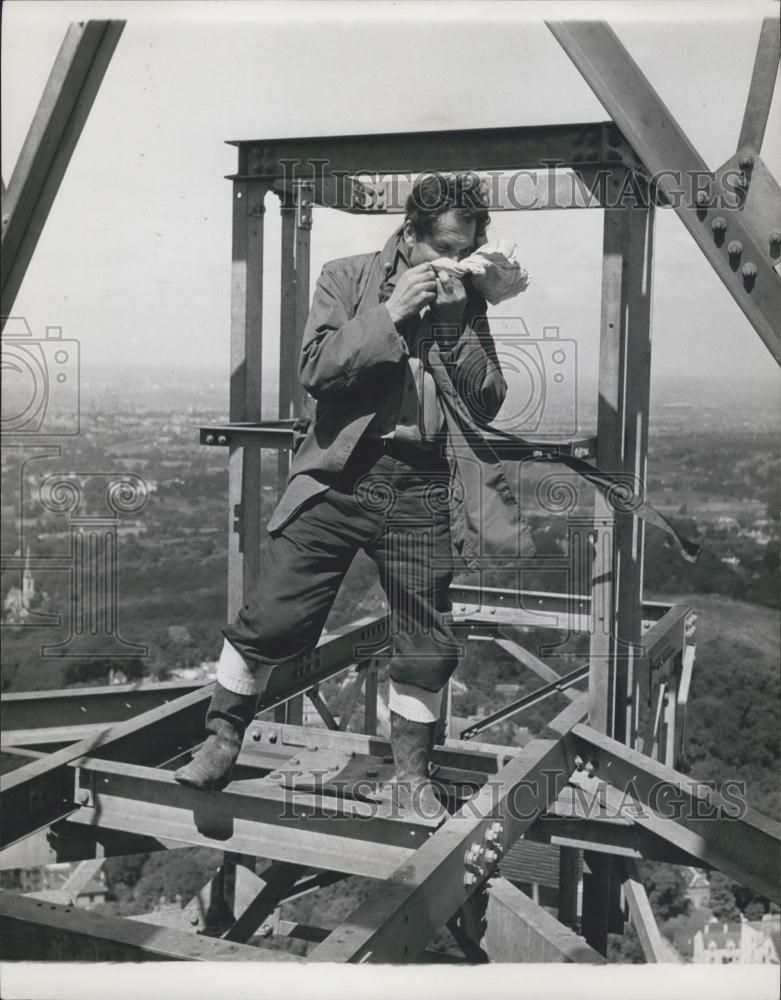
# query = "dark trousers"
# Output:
<box><xmin>222</xmin><ymin>442</ymin><xmax>461</xmax><ymax>692</ymax></box>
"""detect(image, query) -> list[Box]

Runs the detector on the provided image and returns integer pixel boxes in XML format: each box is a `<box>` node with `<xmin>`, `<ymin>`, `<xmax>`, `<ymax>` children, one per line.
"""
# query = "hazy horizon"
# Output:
<box><xmin>2</xmin><ymin>0</ymin><xmax>780</xmax><ymax>387</ymax></box>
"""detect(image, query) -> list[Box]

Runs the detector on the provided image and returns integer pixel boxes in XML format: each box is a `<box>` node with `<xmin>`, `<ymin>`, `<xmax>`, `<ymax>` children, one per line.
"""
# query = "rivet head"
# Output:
<box><xmin>738</xmin><ymin>153</ymin><xmax>754</xmax><ymax>170</ymax></box>
<box><xmin>711</xmin><ymin>217</ymin><xmax>727</xmax><ymax>233</ymax></box>
<box><xmin>189</xmin><ymin>913</ymin><xmax>200</xmax><ymax>925</ymax></box>
<box><xmin>217</xmin><ymin>435</ymin><xmax>227</xmax><ymax>445</ymax></box>
<box><xmin>742</xmin><ymin>262</ymin><xmax>758</xmax><ymax>279</ymax></box>
<box><xmin>79</xmin><ymin>790</ymin><xmax>90</xmax><ymax>805</ymax></box>
<box><xmin>252</xmin><ymin>730</ymin><xmax>261</xmax><ymax>741</ymax></box>
<box><xmin>268</xmin><ymin>733</ymin><xmax>278</xmax><ymax>744</ymax></box>
<box><xmin>695</xmin><ymin>190</ymin><xmax>709</xmax><ymax>206</ymax></box>
<box><xmin>205</xmin><ymin>434</ymin><xmax>215</xmax><ymax>444</ymax></box>
<box><xmin>727</xmin><ymin>240</ymin><xmax>743</xmax><ymax>257</ymax></box>
<box><xmin>769</xmin><ymin>232</ymin><xmax>781</xmax><ymax>246</ymax></box>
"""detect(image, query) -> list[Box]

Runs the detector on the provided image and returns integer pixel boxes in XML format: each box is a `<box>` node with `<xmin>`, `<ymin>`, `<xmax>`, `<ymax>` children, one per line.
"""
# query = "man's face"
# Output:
<box><xmin>404</xmin><ymin>209</ymin><xmax>477</xmax><ymax>266</ymax></box>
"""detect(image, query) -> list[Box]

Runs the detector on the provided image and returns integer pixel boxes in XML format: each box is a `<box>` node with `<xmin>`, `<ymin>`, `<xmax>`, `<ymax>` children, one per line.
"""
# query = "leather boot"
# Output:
<box><xmin>174</xmin><ymin>682</ymin><xmax>258</xmax><ymax>791</ymax></box>
<box><xmin>387</xmin><ymin>710</ymin><xmax>447</xmax><ymax>823</ymax></box>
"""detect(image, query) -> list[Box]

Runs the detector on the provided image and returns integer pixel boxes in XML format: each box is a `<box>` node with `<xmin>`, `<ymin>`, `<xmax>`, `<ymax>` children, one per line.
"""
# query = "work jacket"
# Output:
<box><xmin>267</xmin><ymin>227</ymin><xmax>537</xmax><ymax>567</ymax></box>
<box><xmin>267</xmin><ymin>228</ymin><xmax>701</xmax><ymax>567</ymax></box>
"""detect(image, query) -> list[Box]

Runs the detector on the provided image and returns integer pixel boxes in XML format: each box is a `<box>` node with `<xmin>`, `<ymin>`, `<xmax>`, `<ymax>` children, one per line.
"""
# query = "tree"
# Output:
<box><xmin>608</xmin><ymin>924</ymin><xmax>645</xmax><ymax>963</ymax></box>
<box><xmin>639</xmin><ymin>862</ymin><xmax>690</xmax><ymax>922</ymax></box>
<box><xmin>708</xmin><ymin>871</ymin><xmax>740</xmax><ymax>922</ymax></box>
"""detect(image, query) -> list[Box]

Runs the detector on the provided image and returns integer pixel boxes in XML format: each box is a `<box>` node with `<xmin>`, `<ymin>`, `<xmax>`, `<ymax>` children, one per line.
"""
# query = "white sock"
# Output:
<box><xmin>388</xmin><ymin>679</ymin><xmax>444</xmax><ymax>723</ymax></box>
<box><xmin>216</xmin><ymin>638</ymin><xmax>273</xmax><ymax>696</ymax></box>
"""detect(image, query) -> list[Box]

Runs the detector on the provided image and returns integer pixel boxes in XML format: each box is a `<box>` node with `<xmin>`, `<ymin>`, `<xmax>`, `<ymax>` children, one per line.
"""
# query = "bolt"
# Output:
<box><xmin>79</xmin><ymin>790</ymin><xmax>90</xmax><ymax>806</ymax></box>
<box><xmin>742</xmin><ymin>262</ymin><xmax>758</xmax><ymax>279</ymax></box>
<box><xmin>259</xmin><ymin>923</ymin><xmax>273</xmax><ymax>938</ymax></box>
<box><xmin>711</xmin><ymin>217</ymin><xmax>727</xmax><ymax>234</ymax></box>
<box><xmin>727</xmin><ymin>240</ymin><xmax>743</xmax><ymax>257</ymax></box>
<box><xmin>574</xmin><ymin>754</ymin><xmax>585</xmax><ymax>771</ymax></box>
<box><xmin>189</xmin><ymin>913</ymin><xmax>200</xmax><ymax>926</ymax></box>
<box><xmin>464</xmin><ymin>843</ymin><xmax>484</xmax><ymax>866</ymax></box>
<box><xmin>489</xmin><ymin>606</ymin><xmax>496</xmax><ymax>615</ymax></box>
<box><xmin>695</xmin><ymin>190</ymin><xmax>709</xmax><ymax>206</ymax></box>
<box><xmin>533</xmin><ymin>449</ymin><xmax>544</xmax><ymax>459</ymax></box>
<box><xmin>485</xmin><ymin>823</ymin><xmax>504</xmax><ymax>844</ymax></box>
<box><xmin>268</xmin><ymin>733</ymin><xmax>278</xmax><ymax>744</ymax></box>
<box><xmin>205</xmin><ymin>434</ymin><xmax>215</xmax><ymax>444</ymax></box>
<box><xmin>217</xmin><ymin>435</ymin><xmax>227</xmax><ymax>445</ymax></box>
<box><xmin>738</xmin><ymin>153</ymin><xmax>754</xmax><ymax>170</ymax></box>
<box><xmin>464</xmin><ymin>872</ymin><xmax>478</xmax><ymax>887</ymax></box>
<box><xmin>485</xmin><ymin>849</ymin><xmax>500</xmax><ymax>866</ymax></box>
<box><xmin>252</xmin><ymin>730</ymin><xmax>261</xmax><ymax>741</ymax></box>
<box><xmin>574</xmin><ymin>447</ymin><xmax>589</xmax><ymax>459</ymax></box>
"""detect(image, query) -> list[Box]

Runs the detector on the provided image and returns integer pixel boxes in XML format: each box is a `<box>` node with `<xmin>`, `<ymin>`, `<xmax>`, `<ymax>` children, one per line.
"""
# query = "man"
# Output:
<box><xmin>175</xmin><ymin>172</ymin><xmax>506</xmax><ymax>817</ymax></box>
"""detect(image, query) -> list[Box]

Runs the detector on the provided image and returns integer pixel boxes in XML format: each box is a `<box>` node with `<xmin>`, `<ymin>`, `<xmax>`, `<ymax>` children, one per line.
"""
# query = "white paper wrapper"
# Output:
<box><xmin>431</xmin><ymin>240</ymin><xmax>530</xmax><ymax>305</ymax></box>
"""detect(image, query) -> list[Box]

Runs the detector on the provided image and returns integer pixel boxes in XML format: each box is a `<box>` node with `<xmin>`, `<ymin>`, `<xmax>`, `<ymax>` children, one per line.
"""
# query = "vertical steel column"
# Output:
<box><xmin>589</xmin><ymin>200</ymin><xmax>654</xmax><ymax>744</ymax></box>
<box><xmin>581</xmin><ymin>850</ymin><xmax>613</xmax><ymax>956</ymax></box>
<box><xmin>277</xmin><ymin>193</ymin><xmax>297</xmax><ymax>502</ymax></box>
<box><xmin>272</xmin><ymin>186</ymin><xmax>312</xmax><ymax>726</ymax></box>
<box><xmin>584</xmin><ymin>197</ymin><xmax>654</xmax><ymax>955</ymax></box>
<box><xmin>557</xmin><ymin>846</ymin><xmax>580</xmax><ymax>931</ymax></box>
<box><xmin>228</xmin><ymin>179</ymin><xmax>268</xmax><ymax>620</ymax></box>
<box><xmin>292</xmin><ymin>182</ymin><xmax>314</xmax><ymax>418</ymax></box>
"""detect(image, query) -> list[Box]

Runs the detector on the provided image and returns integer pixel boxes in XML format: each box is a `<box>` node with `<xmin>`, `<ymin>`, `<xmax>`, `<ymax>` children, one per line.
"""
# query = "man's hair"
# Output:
<box><xmin>404</xmin><ymin>172</ymin><xmax>490</xmax><ymax>241</ymax></box>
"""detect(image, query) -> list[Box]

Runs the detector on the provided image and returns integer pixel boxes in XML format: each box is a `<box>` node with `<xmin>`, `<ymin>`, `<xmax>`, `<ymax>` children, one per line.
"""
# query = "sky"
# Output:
<box><xmin>2</xmin><ymin>0</ymin><xmax>780</xmax><ymax>418</ymax></box>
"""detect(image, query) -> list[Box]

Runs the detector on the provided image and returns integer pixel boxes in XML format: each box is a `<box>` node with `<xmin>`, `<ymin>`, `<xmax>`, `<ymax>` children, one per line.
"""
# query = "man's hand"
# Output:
<box><xmin>385</xmin><ymin>263</ymin><xmax>437</xmax><ymax>327</ymax></box>
<box><xmin>431</xmin><ymin>271</ymin><xmax>467</xmax><ymax>321</ymax></box>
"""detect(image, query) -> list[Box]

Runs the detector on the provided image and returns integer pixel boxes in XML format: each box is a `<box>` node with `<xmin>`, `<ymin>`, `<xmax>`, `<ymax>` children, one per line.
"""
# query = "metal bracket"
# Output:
<box><xmin>74</xmin><ymin>768</ymin><xmax>95</xmax><ymax>809</ymax></box>
<box><xmin>295</xmin><ymin>182</ymin><xmax>314</xmax><ymax>229</ymax></box>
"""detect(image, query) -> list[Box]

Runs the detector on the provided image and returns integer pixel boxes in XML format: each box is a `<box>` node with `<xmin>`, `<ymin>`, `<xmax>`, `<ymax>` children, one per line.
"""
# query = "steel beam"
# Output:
<box><xmin>737</xmin><ymin>17</ymin><xmax>780</xmax><ymax>153</ymax></box>
<box><xmin>0</xmin><ymin>614</ymin><xmax>390</xmax><ymax>850</ymax></box>
<box><xmin>450</xmin><ymin>584</ymin><xmax>673</xmax><ymax>630</ymax></box>
<box><xmin>547</xmin><ymin>20</ymin><xmax>781</xmax><ymax>364</ymax></box>
<box><xmin>222</xmin><ymin>862</ymin><xmax>307</xmax><ymax>943</ymax></box>
<box><xmin>492</xmin><ymin>635</ymin><xmax>583</xmax><ymax>699</ymax></box>
<box><xmin>242</xmin><ymin>718</ymin><xmax>514</xmax><ymax>775</ymax></box>
<box><xmin>568</xmin><ymin>725</ymin><xmax>781</xmax><ymax>902</ymax></box>
<box><xmin>199</xmin><ymin>421</ymin><xmax>598</xmax><ymax>459</ymax></box>
<box><xmin>0</xmin><ymin>891</ymin><xmax>296</xmax><ymax>962</ymax></box>
<box><xmin>231</xmin><ymin>121</ymin><xmax>643</xmax><ymax>177</ymax></box>
<box><xmin>1</xmin><ymin>20</ymin><xmax>125</xmax><ymax>318</ymax></box>
<box><xmin>617</xmin><ymin>858</ymin><xmax>667</xmax><ymax>962</ymax></box>
<box><xmin>272</xmin><ymin>167</ymin><xmax>637</xmax><ymax>213</ymax></box>
<box><xmin>459</xmin><ymin>665</ymin><xmax>589</xmax><ymax>740</ymax></box>
<box><xmin>0</xmin><ymin>680</ymin><xmax>202</xmax><ymax>733</ymax></box>
<box><xmin>308</xmin><ymin>734</ymin><xmax>572</xmax><ymax>962</ymax></box>
<box><xmin>526</xmin><ymin>813</ymin><xmax>712</xmax><ymax>867</ymax></box>
<box><xmin>228</xmin><ymin>177</ymin><xmax>269</xmax><ymax>616</ymax></box>
<box><xmin>484</xmin><ymin>877</ymin><xmax>605</xmax><ymax>963</ymax></box>
<box><xmin>66</xmin><ymin>757</ymin><xmax>423</xmax><ymax>879</ymax></box>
